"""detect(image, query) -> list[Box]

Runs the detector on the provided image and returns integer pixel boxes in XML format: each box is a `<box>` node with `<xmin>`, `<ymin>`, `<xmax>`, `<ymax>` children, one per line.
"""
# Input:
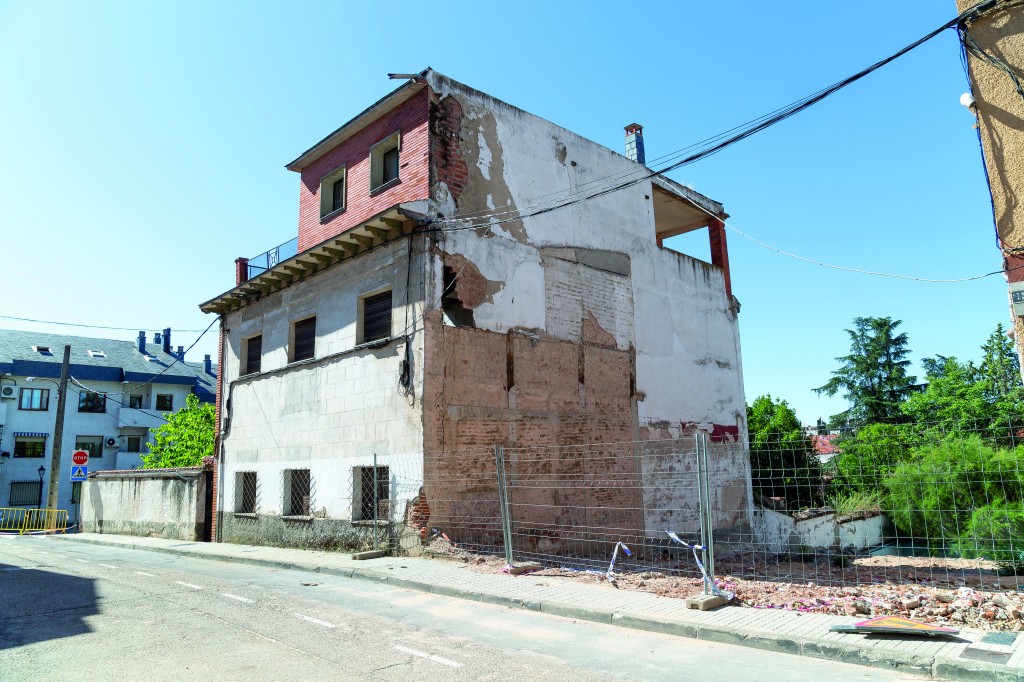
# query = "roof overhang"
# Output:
<box><xmin>285</xmin><ymin>77</ymin><xmax>428</xmax><ymax>173</ymax></box>
<box><xmin>651</xmin><ymin>177</ymin><xmax>727</xmax><ymax>239</ymax></box>
<box><xmin>199</xmin><ymin>204</ymin><xmax>427</xmax><ymax>315</ymax></box>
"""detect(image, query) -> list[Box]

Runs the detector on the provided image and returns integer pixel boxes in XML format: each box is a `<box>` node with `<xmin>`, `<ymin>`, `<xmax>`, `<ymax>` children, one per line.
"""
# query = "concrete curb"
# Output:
<box><xmin>47</xmin><ymin>535</ymin><xmax>1024</xmax><ymax>681</ymax></box>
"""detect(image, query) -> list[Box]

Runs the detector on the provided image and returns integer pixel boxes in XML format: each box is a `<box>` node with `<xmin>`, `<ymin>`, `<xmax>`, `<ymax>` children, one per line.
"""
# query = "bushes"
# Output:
<box><xmin>879</xmin><ymin>436</ymin><xmax>1024</xmax><ymax>569</ymax></box>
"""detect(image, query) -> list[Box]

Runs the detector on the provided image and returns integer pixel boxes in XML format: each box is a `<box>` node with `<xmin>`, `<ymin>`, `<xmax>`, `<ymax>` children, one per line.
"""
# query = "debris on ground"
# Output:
<box><xmin>421</xmin><ymin>535</ymin><xmax>1024</xmax><ymax>631</ymax></box>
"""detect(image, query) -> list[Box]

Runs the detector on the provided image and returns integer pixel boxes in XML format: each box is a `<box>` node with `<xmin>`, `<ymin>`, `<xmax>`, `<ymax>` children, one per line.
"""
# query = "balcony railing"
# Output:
<box><xmin>247</xmin><ymin>237</ymin><xmax>298</xmax><ymax>280</ymax></box>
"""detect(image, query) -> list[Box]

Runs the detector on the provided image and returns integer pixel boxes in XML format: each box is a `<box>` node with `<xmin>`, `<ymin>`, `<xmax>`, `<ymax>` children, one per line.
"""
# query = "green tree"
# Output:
<box><xmin>901</xmin><ymin>357</ymin><xmax>988</xmax><ymax>431</ymax></box>
<box><xmin>979</xmin><ymin>323</ymin><xmax>1022</xmax><ymax>400</ymax></box>
<box><xmin>747</xmin><ymin>395</ymin><xmax>822</xmax><ymax>510</ymax></box>
<box><xmin>814</xmin><ymin>316</ymin><xmax>916</xmax><ymax>426</ymax></box>
<box><xmin>142</xmin><ymin>393</ymin><xmax>215</xmax><ymax>469</ymax></box>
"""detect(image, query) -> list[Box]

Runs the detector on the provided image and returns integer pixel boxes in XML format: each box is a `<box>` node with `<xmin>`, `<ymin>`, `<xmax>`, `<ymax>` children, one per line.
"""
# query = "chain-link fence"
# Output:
<box><xmin>733</xmin><ymin>418</ymin><xmax>1024</xmax><ymax>590</ymax></box>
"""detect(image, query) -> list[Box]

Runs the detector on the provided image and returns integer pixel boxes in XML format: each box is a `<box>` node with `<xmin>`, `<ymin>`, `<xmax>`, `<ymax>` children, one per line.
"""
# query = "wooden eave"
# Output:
<box><xmin>199</xmin><ymin>206</ymin><xmax>419</xmax><ymax>315</ymax></box>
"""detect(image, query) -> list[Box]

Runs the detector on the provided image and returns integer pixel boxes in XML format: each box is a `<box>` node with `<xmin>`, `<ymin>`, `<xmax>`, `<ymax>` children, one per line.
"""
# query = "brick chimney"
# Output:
<box><xmin>137</xmin><ymin>331</ymin><xmax>146</xmax><ymax>354</ymax></box>
<box><xmin>625</xmin><ymin>123</ymin><xmax>645</xmax><ymax>164</ymax></box>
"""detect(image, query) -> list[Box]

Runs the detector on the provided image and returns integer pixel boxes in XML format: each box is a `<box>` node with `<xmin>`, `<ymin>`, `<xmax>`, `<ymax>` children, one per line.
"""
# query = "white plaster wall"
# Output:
<box><xmin>220</xmin><ymin>239</ymin><xmax>426</xmax><ymax>520</ymax></box>
<box><xmin>795</xmin><ymin>513</ymin><xmax>837</xmax><ymax>549</ymax></box>
<box><xmin>752</xmin><ymin>507</ymin><xmax>796</xmax><ymax>555</ymax></box>
<box><xmin>838</xmin><ymin>514</ymin><xmax>886</xmax><ymax>550</ymax></box>
<box><xmin>426</xmin><ymin>74</ymin><xmax>746</xmax><ymax>430</ymax></box>
<box><xmin>80</xmin><ymin>472</ymin><xmax>203</xmax><ymax>539</ymax></box>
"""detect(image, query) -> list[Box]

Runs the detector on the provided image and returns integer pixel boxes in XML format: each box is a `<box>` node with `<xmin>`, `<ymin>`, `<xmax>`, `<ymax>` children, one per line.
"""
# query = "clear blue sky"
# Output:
<box><xmin>0</xmin><ymin>1</ymin><xmax>1006</xmax><ymax>423</ymax></box>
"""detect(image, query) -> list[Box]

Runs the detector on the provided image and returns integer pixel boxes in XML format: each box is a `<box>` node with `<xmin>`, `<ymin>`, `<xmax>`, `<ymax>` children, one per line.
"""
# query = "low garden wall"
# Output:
<box><xmin>80</xmin><ymin>467</ymin><xmax>210</xmax><ymax>541</ymax></box>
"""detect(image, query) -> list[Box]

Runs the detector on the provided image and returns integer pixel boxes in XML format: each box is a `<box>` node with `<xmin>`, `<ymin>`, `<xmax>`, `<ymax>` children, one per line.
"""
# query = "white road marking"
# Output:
<box><xmin>394</xmin><ymin>645</ymin><xmax>464</xmax><ymax>668</ymax></box>
<box><xmin>134</xmin><ymin>571</ymin><xmax>156</xmax><ymax>577</ymax></box>
<box><xmin>97</xmin><ymin>563</ymin><xmax>116</xmax><ymax>569</ymax></box>
<box><xmin>222</xmin><ymin>593</ymin><xmax>253</xmax><ymax>604</ymax></box>
<box><xmin>76</xmin><ymin>559</ymin><xmax>90</xmax><ymax>563</ymax></box>
<box><xmin>294</xmin><ymin>614</ymin><xmax>337</xmax><ymax>629</ymax></box>
<box><xmin>176</xmin><ymin>581</ymin><xmax>204</xmax><ymax>590</ymax></box>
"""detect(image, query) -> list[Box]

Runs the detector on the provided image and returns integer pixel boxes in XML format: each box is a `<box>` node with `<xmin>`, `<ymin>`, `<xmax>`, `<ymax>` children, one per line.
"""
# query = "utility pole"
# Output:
<box><xmin>46</xmin><ymin>345</ymin><xmax>70</xmax><ymax>510</ymax></box>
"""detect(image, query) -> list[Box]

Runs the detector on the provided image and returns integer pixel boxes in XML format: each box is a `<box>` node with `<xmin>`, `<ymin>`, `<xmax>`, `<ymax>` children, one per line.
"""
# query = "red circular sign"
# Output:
<box><xmin>72</xmin><ymin>450</ymin><xmax>89</xmax><ymax>465</ymax></box>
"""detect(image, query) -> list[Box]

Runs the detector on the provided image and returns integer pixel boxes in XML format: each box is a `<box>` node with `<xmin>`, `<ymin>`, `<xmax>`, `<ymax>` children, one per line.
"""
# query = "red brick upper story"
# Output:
<box><xmin>293</xmin><ymin>86</ymin><xmax>430</xmax><ymax>252</ymax></box>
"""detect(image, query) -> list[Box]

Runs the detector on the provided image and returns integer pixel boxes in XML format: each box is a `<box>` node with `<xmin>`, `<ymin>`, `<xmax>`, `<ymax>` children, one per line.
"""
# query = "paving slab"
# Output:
<box><xmin>42</xmin><ymin>532</ymin><xmax>1024</xmax><ymax>681</ymax></box>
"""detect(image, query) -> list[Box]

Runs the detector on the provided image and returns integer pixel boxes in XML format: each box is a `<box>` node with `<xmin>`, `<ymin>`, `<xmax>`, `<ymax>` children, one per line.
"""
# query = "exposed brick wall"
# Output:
<box><xmin>708</xmin><ymin>217</ymin><xmax>732</xmax><ymax>298</ymax></box>
<box><xmin>235</xmin><ymin>257</ymin><xmax>249</xmax><ymax>285</ymax></box>
<box><xmin>430</xmin><ymin>95</ymin><xmax>468</xmax><ymax>203</ymax></box>
<box><xmin>297</xmin><ymin>88</ymin><xmax>431</xmax><ymax>251</ymax></box>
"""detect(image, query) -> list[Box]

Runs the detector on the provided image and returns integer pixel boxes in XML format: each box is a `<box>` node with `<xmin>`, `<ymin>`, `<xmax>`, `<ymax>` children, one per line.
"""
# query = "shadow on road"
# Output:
<box><xmin>0</xmin><ymin>560</ymin><xmax>97</xmax><ymax>649</ymax></box>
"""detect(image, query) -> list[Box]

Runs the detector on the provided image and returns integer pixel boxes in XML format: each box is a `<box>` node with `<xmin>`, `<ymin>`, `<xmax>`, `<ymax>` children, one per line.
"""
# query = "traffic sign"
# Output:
<box><xmin>72</xmin><ymin>450</ymin><xmax>89</xmax><ymax>466</ymax></box>
<box><xmin>70</xmin><ymin>466</ymin><xmax>88</xmax><ymax>482</ymax></box>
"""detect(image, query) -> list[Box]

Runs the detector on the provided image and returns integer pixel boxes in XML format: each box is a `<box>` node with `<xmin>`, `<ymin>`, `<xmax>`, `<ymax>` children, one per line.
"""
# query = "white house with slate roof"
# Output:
<box><xmin>0</xmin><ymin>328</ymin><xmax>216</xmax><ymax>513</ymax></box>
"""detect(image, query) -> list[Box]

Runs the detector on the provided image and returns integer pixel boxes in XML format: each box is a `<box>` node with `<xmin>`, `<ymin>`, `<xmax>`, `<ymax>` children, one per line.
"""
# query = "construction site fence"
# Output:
<box><xmin>0</xmin><ymin>508</ymin><xmax>70</xmax><ymax>535</ymax></box>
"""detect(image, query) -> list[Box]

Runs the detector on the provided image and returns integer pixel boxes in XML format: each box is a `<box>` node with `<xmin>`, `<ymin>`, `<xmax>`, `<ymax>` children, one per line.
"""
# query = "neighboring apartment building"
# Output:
<box><xmin>955</xmin><ymin>0</ymin><xmax>1024</xmax><ymax>376</ymax></box>
<box><xmin>201</xmin><ymin>69</ymin><xmax>750</xmax><ymax>548</ymax></box>
<box><xmin>0</xmin><ymin>329</ymin><xmax>216</xmax><ymax>513</ymax></box>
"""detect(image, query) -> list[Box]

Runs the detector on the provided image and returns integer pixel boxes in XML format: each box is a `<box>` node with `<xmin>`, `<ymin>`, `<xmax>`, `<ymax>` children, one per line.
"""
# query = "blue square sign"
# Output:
<box><xmin>70</xmin><ymin>466</ymin><xmax>88</xmax><ymax>482</ymax></box>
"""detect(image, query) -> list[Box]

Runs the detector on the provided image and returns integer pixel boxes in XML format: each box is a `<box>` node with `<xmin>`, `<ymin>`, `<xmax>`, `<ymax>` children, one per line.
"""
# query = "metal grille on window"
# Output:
<box><xmin>362</xmin><ymin>292</ymin><xmax>392</xmax><ymax>343</ymax></box>
<box><xmin>358</xmin><ymin>466</ymin><xmax>389</xmax><ymax>521</ymax></box>
<box><xmin>286</xmin><ymin>469</ymin><xmax>311</xmax><ymax>516</ymax></box>
<box><xmin>238</xmin><ymin>471</ymin><xmax>257</xmax><ymax>514</ymax></box>
<box><xmin>245</xmin><ymin>335</ymin><xmax>262</xmax><ymax>375</ymax></box>
<box><xmin>293</xmin><ymin>318</ymin><xmax>316</xmax><ymax>361</ymax></box>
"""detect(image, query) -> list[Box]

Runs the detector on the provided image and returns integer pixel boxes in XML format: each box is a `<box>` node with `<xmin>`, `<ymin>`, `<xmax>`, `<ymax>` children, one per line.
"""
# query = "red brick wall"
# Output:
<box><xmin>708</xmin><ymin>217</ymin><xmax>732</xmax><ymax>298</ymax></box>
<box><xmin>297</xmin><ymin>88</ymin><xmax>431</xmax><ymax>251</ymax></box>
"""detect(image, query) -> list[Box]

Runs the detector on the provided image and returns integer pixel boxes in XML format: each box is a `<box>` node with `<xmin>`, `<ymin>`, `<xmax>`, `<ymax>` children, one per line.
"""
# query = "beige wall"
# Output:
<box><xmin>956</xmin><ymin>0</ymin><xmax>1024</xmax><ymax>370</ymax></box>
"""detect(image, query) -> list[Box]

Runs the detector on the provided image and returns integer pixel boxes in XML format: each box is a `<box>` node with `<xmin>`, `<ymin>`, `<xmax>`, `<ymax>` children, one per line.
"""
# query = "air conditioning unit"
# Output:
<box><xmin>0</xmin><ymin>385</ymin><xmax>16</xmax><ymax>400</ymax></box>
<box><xmin>105</xmin><ymin>438</ymin><xmax>117</xmax><ymax>447</ymax></box>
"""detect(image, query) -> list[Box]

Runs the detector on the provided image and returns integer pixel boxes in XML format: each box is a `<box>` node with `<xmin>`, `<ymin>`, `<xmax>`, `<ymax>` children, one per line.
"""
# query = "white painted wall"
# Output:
<box><xmin>219</xmin><ymin>239</ymin><xmax>426</xmax><ymax>521</ymax></box>
<box><xmin>80</xmin><ymin>469</ymin><xmax>205</xmax><ymax>540</ymax></box>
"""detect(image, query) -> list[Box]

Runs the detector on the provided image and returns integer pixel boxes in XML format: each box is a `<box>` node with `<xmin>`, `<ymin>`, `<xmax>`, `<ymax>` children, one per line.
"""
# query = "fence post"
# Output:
<box><xmin>494</xmin><ymin>445</ymin><xmax>514</xmax><ymax>566</ymax></box>
<box><xmin>373</xmin><ymin>452</ymin><xmax>379</xmax><ymax>551</ymax></box>
<box><xmin>696</xmin><ymin>430</ymin><xmax>717</xmax><ymax>595</ymax></box>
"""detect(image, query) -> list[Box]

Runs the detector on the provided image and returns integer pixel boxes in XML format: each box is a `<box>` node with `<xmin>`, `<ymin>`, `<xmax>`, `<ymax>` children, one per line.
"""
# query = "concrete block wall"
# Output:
<box><xmin>81</xmin><ymin>468</ymin><xmax>208</xmax><ymax>540</ymax></box>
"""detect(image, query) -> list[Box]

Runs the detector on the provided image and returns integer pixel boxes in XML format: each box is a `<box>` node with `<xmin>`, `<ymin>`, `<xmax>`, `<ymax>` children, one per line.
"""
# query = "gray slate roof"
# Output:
<box><xmin>0</xmin><ymin>329</ymin><xmax>216</xmax><ymax>403</ymax></box>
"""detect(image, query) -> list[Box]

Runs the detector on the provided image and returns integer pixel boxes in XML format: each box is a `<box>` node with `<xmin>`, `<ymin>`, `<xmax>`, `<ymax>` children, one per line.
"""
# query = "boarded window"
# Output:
<box><xmin>244</xmin><ymin>335</ymin><xmax>262</xmax><ymax>375</ymax></box>
<box><xmin>293</xmin><ymin>317</ymin><xmax>316</xmax><ymax>362</ymax></box>
<box><xmin>362</xmin><ymin>291</ymin><xmax>392</xmax><ymax>343</ymax></box>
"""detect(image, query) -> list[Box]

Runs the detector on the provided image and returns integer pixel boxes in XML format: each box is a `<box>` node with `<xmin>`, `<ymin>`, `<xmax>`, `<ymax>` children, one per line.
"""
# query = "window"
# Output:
<box><xmin>18</xmin><ymin>388</ymin><xmax>50</xmax><ymax>411</ymax></box>
<box><xmin>87</xmin><ymin>350</ymin><xmax>106</xmax><ymax>358</ymax></box>
<box><xmin>283</xmin><ymin>469</ymin><xmax>311</xmax><ymax>517</ymax></box>
<box><xmin>75</xmin><ymin>436</ymin><xmax>103</xmax><ymax>459</ymax></box>
<box><xmin>318</xmin><ymin>166</ymin><xmax>346</xmax><ymax>218</ymax></box>
<box><xmin>156</xmin><ymin>394</ymin><xmax>173</xmax><ymax>411</ymax></box>
<box><xmin>360</xmin><ymin>290</ymin><xmax>392</xmax><ymax>343</ymax></box>
<box><xmin>78</xmin><ymin>392</ymin><xmax>106</xmax><ymax>413</ymax></box>
<box><xmin>32</xmin><ymin>345</ymin><xmax>52</xmax><ymax>355</ymax></box>
<box><xmin>126</xmin><ymin>436</ymin><xmax>142</xmax><ymax>453</ymax></box>
<box><xmin>71</xmin><ymin>482</ymin><xmax>82</xmax><ymax>504</ymax></box>
<box><xmin>235</xmin><ymin>471</ymin><xmax>257</xmax><ymax>514</ymax></box>
<box><xmin>441</xmin><ymin>265</ymin><xmax>476</xmax><ymax>327</ymax></box>
<box><xmin>13</xmin><ymin>437</ymin><xmax>45</xmax><ymax>458</ymax></box>
<box><xmin>9</xmin><ymin>481</ymin><xmax>42</xmax><ymax>506</ymax></box>
<box><xmin>354</xmin><ymin>466</ymin><xmax>389</xmax><ymax>521</ymax></box>
<box><xmin>369</xmin><ymin>132</ymin><xmax>400</xmax><ymax>191</ymax></box>
<box><xmin>292</xmin><ymin>317</ymin><xmax>316</xmax><ymax>362</ymax></box>
<box><xmin>244</xmin><ymin>335</ymin><xmax>262</xmax><ymax>375</ymax></box>
<box><xmin>129</xmin><ymin>394</ymin><xmax>143</xmax><ymax>409</ymax></box>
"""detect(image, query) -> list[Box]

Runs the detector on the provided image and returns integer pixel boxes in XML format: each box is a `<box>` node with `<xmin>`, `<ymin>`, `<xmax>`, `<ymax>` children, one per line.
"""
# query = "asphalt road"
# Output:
<box><xmin>0</xmin><ymin>535</ymin><xmax>932</xmax><ymax>681</ymax></box>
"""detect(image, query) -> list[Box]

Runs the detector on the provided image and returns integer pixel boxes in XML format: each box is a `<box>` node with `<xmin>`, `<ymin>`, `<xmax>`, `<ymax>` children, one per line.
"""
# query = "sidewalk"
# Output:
<box><xmin>49</xmin><ymin>533</ymin><xmax>1023</xmax><ymax>681</ymax></box>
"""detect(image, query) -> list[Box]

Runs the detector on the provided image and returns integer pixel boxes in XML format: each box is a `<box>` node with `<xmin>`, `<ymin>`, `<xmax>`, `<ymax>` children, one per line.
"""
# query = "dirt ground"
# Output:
<box><xmin>421</xmin><ymin>537</ymin><xmax>1024</xmax><ymax>631</ymax></box>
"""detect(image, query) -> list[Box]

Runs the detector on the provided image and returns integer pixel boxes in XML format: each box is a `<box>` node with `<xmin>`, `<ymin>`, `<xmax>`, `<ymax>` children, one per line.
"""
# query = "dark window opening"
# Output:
<box><xmin>245</xmin><ymin>334</ymin><xmax>262</xmax><ymax>374</ymax></box>
<box><xmin>78</xmin><ymin>392</ymin><xmax>106</xmax><ymax>413</ymax></box>
<box><xmin>293</xmin><ymin>317</ymin><xmax>316</xmax><ymax>362</ymax></box>
<box><xmin>237</xmin><ymin>471</ymin><xmax>257</xmax><ymax>514</ymax></box>
<box><xmin>382</xmin><ymin>147</ymin><xmax>399</xmax><ymax>184</ymax></box>
<box><xmin>356</xmin><ymin>466</ymin><xmax>389</xmax><ymax>521</ymax></box>
<box><xmin>362</xmin><ymin>291</ymin><xmax>392</xmax><ymax>343</ymax></box>
<box><xmin>75</xmin><ymin>436</ymin><xmax>102</xmax><ymax>458</ymax></box>
<box><xmin>441</xmin><ymin>266</ymin><xmax>476</xmax><ymax>327</ymax></box>
<box><xmin>127</xmin><ymin>436</ymin><xmax>142</xmax><ymax>453</ymax></box>
<box><xmin>331</xmin><ymin>178</ymin><xmax>345</xmax><ymax>212</ymax></box>
<box><xmin>284</xmin><ymin>469</ymin><xmax>311</xmax><ymax>516</ymax></box>
<box><xmin>156</xmin><ymin>394</ymin><xmax>173</xmax><ymax>411</ymax></box>
<box><xmin>13</xmin><ymin>438</ymin><xmax>45</xmax><ymax>458</ymax></box>
<box><xmin>129</xmin><ymin>394</ymin><xmax>143</xmax><ymax>409</ymax></box>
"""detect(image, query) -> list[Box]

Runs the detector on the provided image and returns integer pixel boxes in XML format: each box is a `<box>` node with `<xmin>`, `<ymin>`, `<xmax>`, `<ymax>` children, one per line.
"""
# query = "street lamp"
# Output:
<box><xmin>37</xmin><ymin>465</ymin><xmax>45</xmax><ymax>509</ymax></box>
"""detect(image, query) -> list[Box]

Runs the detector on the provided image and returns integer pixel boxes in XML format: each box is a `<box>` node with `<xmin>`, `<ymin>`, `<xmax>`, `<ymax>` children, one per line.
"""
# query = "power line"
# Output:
<box><xmin>0</xmin><ymin>314</ymin><xmax>209</xmax><ymax>333</ymax></box>
<box><xmin>423</xmin><ymin>1</ymin><xmax>1016</xmax><ymax>235</ymax></box>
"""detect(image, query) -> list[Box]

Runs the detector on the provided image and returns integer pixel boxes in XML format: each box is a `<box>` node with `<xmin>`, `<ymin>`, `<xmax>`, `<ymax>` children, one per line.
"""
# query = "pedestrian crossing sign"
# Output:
<box><xmin>70</xmin><ymin>466</ymin><xmax>88</xmax><ymax>482</ymax></box>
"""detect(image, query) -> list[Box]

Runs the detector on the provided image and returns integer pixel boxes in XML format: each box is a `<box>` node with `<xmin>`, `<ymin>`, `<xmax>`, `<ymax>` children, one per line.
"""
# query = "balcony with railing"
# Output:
<box><xmin>246</xmin><ymin>237</ymin><xmax>298</xmax><ymax>281</ymax></box>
